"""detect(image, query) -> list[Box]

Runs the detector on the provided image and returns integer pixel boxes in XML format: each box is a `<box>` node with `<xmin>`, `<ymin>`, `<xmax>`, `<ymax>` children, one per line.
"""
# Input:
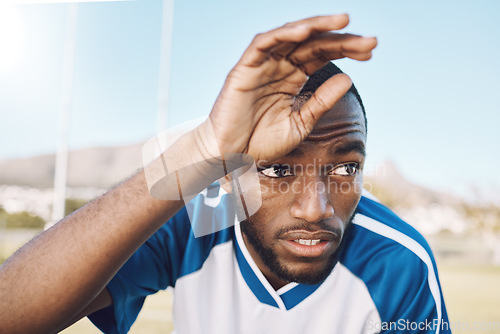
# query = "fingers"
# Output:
<box><xmin>240</xmin><ymin>14</ymin><xmax>350</xmax><ymax>66</ymax></box>
<box><xmin>297</xmin><ymin>73</ymin><xmax>352</xmax><ymax>132</ymax></box>
<box><xmin>282</xmin><ymin>14</ymin><xmax>350</xmax><ymax>31</ymax></box>
<box><xmin>267</xmin><ymin>15</ymin><xmax>352</xmax><ymax>61</ymax></box>
<box><xmin>288</xmin><ymin>33</ymin><xmax>378</xmax><ymax>75</ymax></box>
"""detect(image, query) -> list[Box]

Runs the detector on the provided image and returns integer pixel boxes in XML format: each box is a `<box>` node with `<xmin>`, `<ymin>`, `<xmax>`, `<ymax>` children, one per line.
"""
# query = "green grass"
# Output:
<box><xmin>439</xmin><ymin>264</ymin><xmax>500</xmax><ymax>334</ymax></box>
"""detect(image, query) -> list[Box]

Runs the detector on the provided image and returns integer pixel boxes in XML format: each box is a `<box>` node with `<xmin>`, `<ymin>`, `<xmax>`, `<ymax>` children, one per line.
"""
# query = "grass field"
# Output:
<box><xmin>439</xmin><ymin>264</ymin><xmax>500</xmax><ymax>334</ymax></box>
<box><xmin>2</xmin><ymin>230</ymin><xmax>499</xmax><ymax>333</ymax></box>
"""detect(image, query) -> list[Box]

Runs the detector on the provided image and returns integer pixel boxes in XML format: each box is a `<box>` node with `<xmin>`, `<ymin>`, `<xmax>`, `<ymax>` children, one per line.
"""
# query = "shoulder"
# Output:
<box><xmin>154</xmin><ymin>185</ymin><xmax>236</xmax><ymax>281</ymax></box>
<box><xmin>346</xmin><ymin>195</ymin><xmax>435</xmax><ymax>266</ymax></box>
<box><xmin>339</xmin><ymin>196</ymin><xmax>447</xmax><ymax>331</ymax></box>
<box><xmin>343</xmin><ymin>195</ymin><xmax>436</xmax><ymax>271</ymax></box>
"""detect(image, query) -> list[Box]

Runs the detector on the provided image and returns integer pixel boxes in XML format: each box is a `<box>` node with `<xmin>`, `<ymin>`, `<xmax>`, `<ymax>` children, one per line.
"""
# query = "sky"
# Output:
<box><xmin>0</xmin><ymin>0</ymin><xmax>499</xmax><ymax>200</ymax></box>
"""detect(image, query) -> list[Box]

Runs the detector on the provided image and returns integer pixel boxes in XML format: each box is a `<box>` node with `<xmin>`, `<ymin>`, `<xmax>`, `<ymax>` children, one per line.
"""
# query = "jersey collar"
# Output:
<box><xmin>233</xmin><ymin>220</ymin><xmax>321</xmax><ymax>310</ymax></box>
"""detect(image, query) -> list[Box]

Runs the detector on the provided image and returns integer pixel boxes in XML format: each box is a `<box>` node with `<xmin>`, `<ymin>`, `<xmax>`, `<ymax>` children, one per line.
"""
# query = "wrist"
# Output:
<box><xmin>143</xmin><ymin>119</ymin><xmax>253</xmax><ymax>202</ymax></box>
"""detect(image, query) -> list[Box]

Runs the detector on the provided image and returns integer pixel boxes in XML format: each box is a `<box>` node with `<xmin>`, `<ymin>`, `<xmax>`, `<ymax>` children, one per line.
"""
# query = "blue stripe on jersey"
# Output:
<box><xmin>340</xmin><ymin>196</ymin><xmax>450</xmax><ymax>334</ymax></box>
<box><xmin>233</xmin><ymin>235</ymin><xmax>280</xmax><ymax>308</ymax></box>
<box><xmin>357</xmin><ymin>196</ymin><xmax>446</xmax><ymax>303</ymax></box>
<box><xmin>280</xmin><ymin>283</ymin><xmax>321</xmax><ymax>310</ymax></box>
<box><xmin>356</xmin><ymin>197</ymin><xmax>435</xmax><ymax>260</ymax></box>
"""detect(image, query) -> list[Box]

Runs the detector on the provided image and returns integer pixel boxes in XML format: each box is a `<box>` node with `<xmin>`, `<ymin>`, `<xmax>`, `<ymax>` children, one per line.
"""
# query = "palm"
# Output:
<box><xmin>211</xmin><ymin>62</ymin><xmax>311</xmax><ymax>162</ymax></box>
<box><xmin>208</xmin><ymin>15</ymin><xmax>376</xmax><ymax>163</ymax></box>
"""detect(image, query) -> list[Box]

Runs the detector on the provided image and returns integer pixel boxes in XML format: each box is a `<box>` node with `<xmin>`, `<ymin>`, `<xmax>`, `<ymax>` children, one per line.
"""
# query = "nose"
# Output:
<box><xmin>289</xmin><ymin>177</ymin><xmax>334</xmax><ymax>223</ymax></box>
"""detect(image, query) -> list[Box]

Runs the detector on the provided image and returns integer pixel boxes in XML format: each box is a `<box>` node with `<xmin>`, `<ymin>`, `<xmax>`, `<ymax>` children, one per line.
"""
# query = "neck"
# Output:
<box><xmin>241</xmin><ymin>232</ymin><xmax>289</xmax><ymax>290</ymax></box>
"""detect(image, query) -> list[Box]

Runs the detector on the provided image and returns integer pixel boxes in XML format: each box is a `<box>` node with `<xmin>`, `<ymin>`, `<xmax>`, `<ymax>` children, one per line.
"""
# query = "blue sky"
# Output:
<box><xmin>0</xmin><ymin>0</ymin><xmax>499</xmax><ymax>199</ymax></box>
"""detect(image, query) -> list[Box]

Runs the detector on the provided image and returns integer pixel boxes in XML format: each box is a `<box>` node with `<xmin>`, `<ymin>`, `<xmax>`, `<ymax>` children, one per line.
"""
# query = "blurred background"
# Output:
<box><xmin>0</xmin><ymin>0</ymin><xmax>499</xmax><ymax>333</ymax></box>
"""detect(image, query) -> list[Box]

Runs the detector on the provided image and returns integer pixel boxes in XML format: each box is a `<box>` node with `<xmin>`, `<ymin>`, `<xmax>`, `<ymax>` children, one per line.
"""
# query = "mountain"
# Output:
<box><xmin>0</xmin><ymin>142</ymin><xmax>144</xmax><ymax>189</ymax></box>
<box><xmin>364</xmin><ymin>160</ymin><xmax>460</xmax><ymax>208</ymax></box>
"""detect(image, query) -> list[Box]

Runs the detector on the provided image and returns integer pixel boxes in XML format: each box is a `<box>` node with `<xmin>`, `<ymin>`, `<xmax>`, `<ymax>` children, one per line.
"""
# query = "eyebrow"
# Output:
<box><xmin>282</xmin><ymin>140</ymin><xmax>366</xmax><ymax>162</ymax></box>
<box><xmin>334</xmin><ymin>141</ymin><xmax>366</xmax><ymax>157</ymax></box>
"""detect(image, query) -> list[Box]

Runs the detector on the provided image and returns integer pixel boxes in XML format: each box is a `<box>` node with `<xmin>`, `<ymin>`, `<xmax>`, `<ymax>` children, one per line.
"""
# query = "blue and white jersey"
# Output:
<box><xmin>89</xmin><ymin>187</ymin><xmax>451</xmax><ymax>334</ymax></box>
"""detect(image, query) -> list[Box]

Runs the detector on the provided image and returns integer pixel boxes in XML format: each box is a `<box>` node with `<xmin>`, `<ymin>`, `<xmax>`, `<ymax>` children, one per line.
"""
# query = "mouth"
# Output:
<box><xmin>293</xmin><ymin>239</ymin><xmax>322</xmax><ymax>246</ymax></box>
<box><xmin>280</xmin><ymin>230</ymin><xmax>339</xmax><ymax>258</ymax></box>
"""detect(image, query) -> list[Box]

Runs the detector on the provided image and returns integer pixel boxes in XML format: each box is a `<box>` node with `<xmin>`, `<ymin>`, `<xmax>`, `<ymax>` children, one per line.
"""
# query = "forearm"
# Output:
<box><xmin>0</xmin><ymin>172</ymin><xmax>178</xmax><ymax>333</ymax></box>
<box><xmin>0</xmin><ymin>127</ymin><xmax>219</xmax><ymax>333</ymax></box>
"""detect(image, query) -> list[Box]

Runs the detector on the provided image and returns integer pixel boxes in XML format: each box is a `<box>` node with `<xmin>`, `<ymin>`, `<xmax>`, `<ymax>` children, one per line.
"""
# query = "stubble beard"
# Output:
<box><xmin>240</xmin><ymin>211</ymin><xmax>356</xmax><ymax>286</ymax></box>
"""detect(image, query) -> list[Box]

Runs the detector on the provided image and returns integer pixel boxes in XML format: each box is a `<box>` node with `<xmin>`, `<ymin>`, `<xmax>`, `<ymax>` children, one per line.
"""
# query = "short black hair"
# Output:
<box><xmin>297</xmin><ymin>62</ymin><xmax>367</xmax><ymax>130</ymax></box>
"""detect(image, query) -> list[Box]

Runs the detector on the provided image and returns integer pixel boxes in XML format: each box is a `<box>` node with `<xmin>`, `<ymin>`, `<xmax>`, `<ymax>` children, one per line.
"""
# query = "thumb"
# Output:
<box><xmin>298</xmin><ymin>73</ymin><xmax>352</xmax><ymax>132</ymax></box>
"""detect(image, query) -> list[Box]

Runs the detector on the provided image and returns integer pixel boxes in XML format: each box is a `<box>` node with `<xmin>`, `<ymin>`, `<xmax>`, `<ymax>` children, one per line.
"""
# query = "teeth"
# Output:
<box><xmin>294</xmin><ymin>239</ymin><xmax>321</xmax><ymax>246</ymax></box>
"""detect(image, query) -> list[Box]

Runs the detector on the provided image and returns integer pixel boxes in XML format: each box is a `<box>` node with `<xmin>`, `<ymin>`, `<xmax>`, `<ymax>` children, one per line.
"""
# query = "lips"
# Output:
<box><xmin>282</xmin><ymin>230</ymin><xmax>337</xmax><ymax>241</ymax></box>
<box><xmin>279</xmin><ymin>230</ymin><xmax>339</xmax><ymax>258</ymax></box>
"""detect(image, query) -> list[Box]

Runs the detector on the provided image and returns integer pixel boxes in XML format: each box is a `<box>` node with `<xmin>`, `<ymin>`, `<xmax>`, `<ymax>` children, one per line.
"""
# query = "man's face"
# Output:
<box><xmin>240</xmin><ymin>93</ymin><xmax>366</xmax><ymax>289</ymax></box>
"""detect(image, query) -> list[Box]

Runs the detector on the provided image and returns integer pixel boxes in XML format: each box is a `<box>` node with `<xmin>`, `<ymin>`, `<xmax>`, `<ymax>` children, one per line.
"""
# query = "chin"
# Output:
<box><xmin>275</xmin><ymin>255</ymin><xmax>339</xmax><ymax>285</ymax></box>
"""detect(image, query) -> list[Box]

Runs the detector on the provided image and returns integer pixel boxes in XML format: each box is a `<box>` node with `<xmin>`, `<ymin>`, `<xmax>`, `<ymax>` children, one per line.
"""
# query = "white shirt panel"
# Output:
<box><xmin>172</xmin><ymin>240</ymin><xmax>381</xmax><ymax>334</ymax></box>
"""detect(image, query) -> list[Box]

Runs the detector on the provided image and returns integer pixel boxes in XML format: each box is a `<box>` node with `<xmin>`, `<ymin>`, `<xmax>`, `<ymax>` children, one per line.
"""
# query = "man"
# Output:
<box><xmin>0</xmin><ymin>14</ymin><xmax>450</xmax><ymax>334</ymax></box>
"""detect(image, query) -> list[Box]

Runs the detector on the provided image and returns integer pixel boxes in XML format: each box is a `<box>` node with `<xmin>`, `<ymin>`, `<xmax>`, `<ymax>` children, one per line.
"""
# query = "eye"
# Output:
<box><xmin>330</xmin><ymin>163</ymin><xmax>359</xmax><ymax>176</ymax></box>
<box><xmin>259</xmin><ymin>165</ymin><xmax>294</xmax><ymax>178</ymax></box>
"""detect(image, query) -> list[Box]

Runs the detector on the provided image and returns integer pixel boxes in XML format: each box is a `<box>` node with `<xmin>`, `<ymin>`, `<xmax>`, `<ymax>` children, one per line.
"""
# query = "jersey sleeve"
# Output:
<box><xmin>342</xmin><ymin>197</ymin><xmax>452</xmax><ymax>334</ymax></box>
<box><xmin>371</xmin><ymin>243</ymin><xmax>451</xmax><ymax>334</ymax></box>
<box><xmin>88</xmin><ymin>207</ymin><xmax>192</xmax><ymax>334</ymax></box>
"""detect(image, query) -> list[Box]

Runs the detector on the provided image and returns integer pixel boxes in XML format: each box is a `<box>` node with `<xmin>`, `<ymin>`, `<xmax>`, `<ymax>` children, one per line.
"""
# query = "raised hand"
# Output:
<box><xmin>207</xmin><ymin>14</ymin><xmax>377</xmax><ymax>163</ymax></box>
